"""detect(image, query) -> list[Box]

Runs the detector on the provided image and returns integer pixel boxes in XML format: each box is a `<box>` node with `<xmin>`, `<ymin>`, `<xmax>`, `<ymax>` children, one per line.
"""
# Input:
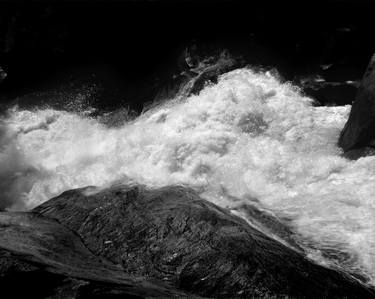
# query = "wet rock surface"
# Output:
<box><xmin>339</xmin><ymin>54</ymin><xmax>375</xmax><ymax>157</ymax></box>
<box><xmin>0</xmin><ymin>211</ymin><xmax>198</xmax><ymax>298</ymax></box>
<box><xmin>177</xmin><ymin>51</ymin><xmax>238</xmax><ymax>98</ymax></box>
<box><xmin>32</xmin><ymin>184</ymin><xmax>375</xmax><ymax>298</ymax></box>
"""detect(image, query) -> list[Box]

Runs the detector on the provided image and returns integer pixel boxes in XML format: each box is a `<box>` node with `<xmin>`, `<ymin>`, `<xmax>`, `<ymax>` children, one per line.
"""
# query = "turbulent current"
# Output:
<box><xmin>1</xmin><ymin>68</ymin><xmax>375</xmax><ymax>285</ymax></box>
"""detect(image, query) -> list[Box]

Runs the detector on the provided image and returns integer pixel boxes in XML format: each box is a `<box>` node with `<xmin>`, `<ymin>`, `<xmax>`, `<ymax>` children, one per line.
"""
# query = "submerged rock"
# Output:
<box><xmin>33</xmin><ymin>184</ymin><xmax>374</xmax><ymax>298</ymax></box>
<box><xmin>339</xmin><ymin>54</ymin><xmax>375</xmax><ymax>155</ymax></box>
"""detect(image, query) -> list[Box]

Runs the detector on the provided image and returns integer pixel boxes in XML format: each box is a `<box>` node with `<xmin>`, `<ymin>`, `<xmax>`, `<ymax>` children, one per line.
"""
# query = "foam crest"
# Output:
<box><xmin>3</xmin><ymin>68</ymin><xmax>375</xmax><ymax>283</ymax></box>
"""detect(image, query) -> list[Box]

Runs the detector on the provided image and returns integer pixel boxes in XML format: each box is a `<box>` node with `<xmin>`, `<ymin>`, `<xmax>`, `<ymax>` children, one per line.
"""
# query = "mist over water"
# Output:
<box><xmin>2</xmin><ymin>67</ymin><xmax>375</xmax><ymax>284</ymax></box>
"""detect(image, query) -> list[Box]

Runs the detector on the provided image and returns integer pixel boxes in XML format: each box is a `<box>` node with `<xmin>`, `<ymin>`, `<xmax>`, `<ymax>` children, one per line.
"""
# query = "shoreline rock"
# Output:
<box><xmin>32</xmin><ymin>184</ymin><xmax>375</xmax><ymax>298</ymax></box>
<box><xmin>339</xmin><ymin>54</ymin><xmax>375</xmax><ymax>158</ymax></box>
<box><xmin>0</xmin><ymin>211</ymin><xmax>199</xmax><ymax>298</ymax></box>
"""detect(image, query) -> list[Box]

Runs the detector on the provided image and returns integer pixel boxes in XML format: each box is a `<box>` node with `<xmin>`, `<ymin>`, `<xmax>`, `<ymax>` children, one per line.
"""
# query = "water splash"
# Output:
<box><xmin>2</xmin><ymin>67</ymin><xmax>375</xmax><ymax>284</ymax></box>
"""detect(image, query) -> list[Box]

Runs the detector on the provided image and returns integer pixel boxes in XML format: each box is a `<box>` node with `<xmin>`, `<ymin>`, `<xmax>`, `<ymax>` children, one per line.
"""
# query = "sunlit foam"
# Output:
<box><xmin>2</xmin><ymin>68</ymin><xmax>375</xmax><ymax>284</ymax></box>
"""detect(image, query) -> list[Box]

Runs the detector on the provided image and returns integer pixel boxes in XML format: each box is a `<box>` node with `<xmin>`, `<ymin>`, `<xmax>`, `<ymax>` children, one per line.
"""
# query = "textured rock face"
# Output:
<box><xmin>339</xmin><ymin>54</ymin><xmax>375</xmax><ymax>155</ymax></box>
<box><xmin>34</xmin><ymin>184</ymin><xmax>375</xmax><ymax>298</ymax></box>
<box><xmin>178</xmin><ymin>51</ymin><xmax>238</xmax><ymax>98</ymax></box>
<box><xmin>0</xmin><ymin>211</ymin><xmax>197</xmax><ymax>298</ymax></box>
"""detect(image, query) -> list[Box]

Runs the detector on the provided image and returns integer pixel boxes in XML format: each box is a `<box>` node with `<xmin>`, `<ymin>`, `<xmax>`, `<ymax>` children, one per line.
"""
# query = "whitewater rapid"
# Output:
<box><xmin>2</xmin><ymin>68</ymin><xmax>375</xmax><ymax>284</ymax></box>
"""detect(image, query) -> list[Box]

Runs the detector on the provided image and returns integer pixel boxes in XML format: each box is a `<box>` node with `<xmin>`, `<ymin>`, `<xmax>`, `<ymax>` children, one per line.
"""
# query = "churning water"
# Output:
<box><xmin>1</xmin><ymin>68</ymin><xmax>375</xmax><ymax>285</ymax></box>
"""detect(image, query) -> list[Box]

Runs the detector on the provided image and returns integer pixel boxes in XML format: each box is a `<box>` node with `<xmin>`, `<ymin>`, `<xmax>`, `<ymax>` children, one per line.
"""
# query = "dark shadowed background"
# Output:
<box><xmin>1</xmin><ymin>0</ymin><xmax>375</xmax><ymax>110</ymax></box>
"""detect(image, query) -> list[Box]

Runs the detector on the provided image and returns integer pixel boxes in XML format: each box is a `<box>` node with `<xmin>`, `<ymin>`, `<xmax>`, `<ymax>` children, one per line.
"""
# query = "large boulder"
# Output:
<box><xmin>339</xmin><ymin>54</ymin><xmax>375</xmax><ymax>157</ymax></box>
<box><xmin>34</xmin><ymin>184</ymin><xmax>374</xmax><ymax>298</ymax></box>
<box><xmin>0</xmin><ymin>211</ymin><xmax>197</xmax><ymax>298</ymax></box>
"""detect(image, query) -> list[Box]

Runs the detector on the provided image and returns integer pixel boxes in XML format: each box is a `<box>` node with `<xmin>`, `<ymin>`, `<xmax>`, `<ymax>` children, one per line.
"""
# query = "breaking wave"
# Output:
<box><xmin>2</xmin><ymin>67</ymin><xmax>375</xmax><ymax>285</ymax></box>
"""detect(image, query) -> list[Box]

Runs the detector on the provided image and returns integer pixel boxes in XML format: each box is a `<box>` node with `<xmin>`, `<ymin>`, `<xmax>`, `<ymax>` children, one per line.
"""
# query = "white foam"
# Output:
<box><xmin>2</xmin><ymin>68</ymin><xmax>375</xmax><ymax>283</ymax></box>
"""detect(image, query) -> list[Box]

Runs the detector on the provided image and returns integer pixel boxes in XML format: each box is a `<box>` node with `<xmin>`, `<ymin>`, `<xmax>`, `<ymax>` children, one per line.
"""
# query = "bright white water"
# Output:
<box><xmin>1</xmin><ymin>68</ymin><xmax>375</xmax><ymax>284</ymax></box>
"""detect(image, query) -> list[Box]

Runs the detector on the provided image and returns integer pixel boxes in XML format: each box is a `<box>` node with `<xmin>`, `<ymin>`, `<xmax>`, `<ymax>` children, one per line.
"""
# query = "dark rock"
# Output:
<box><xmin>232</xmin><ymin>203</ymin><xmax>304</xmax><ymax>253</ymax></box>
<box><xmin>343</xmin><ymin>146</ymin><xmax>375</xmax><ymax>160</ymax></box>
<box><xmin>150</xmin><ymin>49</ymin><xmax>239</xmax><ymax>106</ymax></box>
<box><xmin>0</xmin><ymin>211</ymin><xmax>198</xmax><ymax>298</ymax></box>
<box><xmin>339</xmin><ymin>54</ymin><xmax>375</xmax><ymax>155</ymax></box>
<box><xmin>0</xmin><ymin>66</ymin><xmax>6</xmax><ymax>83</ymax></box>
<box><xmin>179</xmin><ymin>51</ymin><xmax>238</xmax><ymax>97</ymax></box>
<box><xmin>34</xmin><ymin>184</ymin><xmax>375</xmax><ymax>298</ymax></box>
<box><xmin>297</xmin><ymin>74</ymin><xmax>358</xmax><ymax>106</ymax></box>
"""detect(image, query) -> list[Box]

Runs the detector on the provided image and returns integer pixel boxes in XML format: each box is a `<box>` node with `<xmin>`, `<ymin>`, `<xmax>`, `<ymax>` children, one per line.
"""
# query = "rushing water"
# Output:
<box><xmin>1</xmin><ymin>67</ymin><xmax>375</xmax><ymax>284</ymax></box>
